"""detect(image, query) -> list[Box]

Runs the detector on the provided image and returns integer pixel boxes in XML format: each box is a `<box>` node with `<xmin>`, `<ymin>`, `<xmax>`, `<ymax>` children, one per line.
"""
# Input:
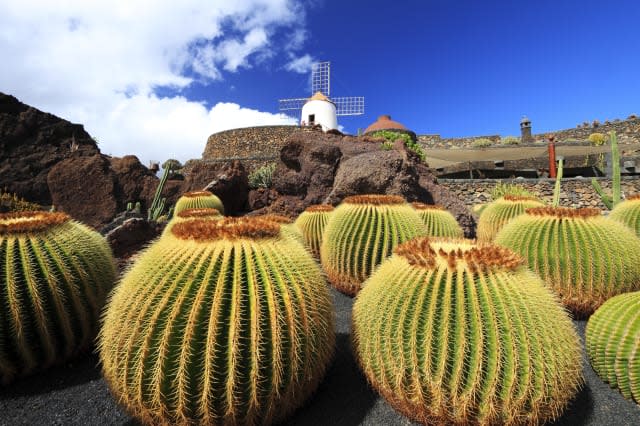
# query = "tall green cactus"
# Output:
<box><xmin>352</xmin><ymin>237</ymin><xmax>583</xmax><ymax>425</ymax></box>
<box><xmin>552</xmin><ymin>157</ymin><xmax>564</xmax><ymax>207</ymax></box>
<box><xmin>148</xmin><ymin>164</ymin><xmax>171</xmax><ymax>221</ymax></box>
<box><xmin>0</xmin><ymin>212</ymin><xmax>116</xmax><ymax>384</ymax></box>
<box><xmin>609</xmin><ymin>194</ymin><xmax>640</xmax><ymax>237</ymax></box>
<box><xmin>320</xmin><ymin>194</ymin><xmax>427</xmax><ymax>296</ymax></box>
<box><xmin>411</xmin><ymin>202</ymin><xmax>463</xmax><ymax>238</ymax></box>
<box><xmin>99</xmin><ymin>217</ymin><xmax>335</xmax><ymax>425</ymax></box>
<box><xmin>591</xmin><ymin>131</ymin><xmax>621</xmax><ymax>209</ymax></box>
<box><xmin>586</xmin><ymin>291</ymin><xmax>640</xmax><ymax>404</ymax></box>
<box><xmin>476</xmin><ymin>195</ymin><xmax>544</xmax><ymax>242</ymax></box>
<box><xmin>294</xmin><ymin>204</ymin><xmax>334</xmax><ymax>259</ymax></box>
<box><xmin>495</xmin><ymin>206</ymin><xmax>640</xmax><ymax>318</ymax></box>
<box><xmin>174</xmin><ymin>190</ymin><xmax>224</xmax><ymax>215</ymax></box>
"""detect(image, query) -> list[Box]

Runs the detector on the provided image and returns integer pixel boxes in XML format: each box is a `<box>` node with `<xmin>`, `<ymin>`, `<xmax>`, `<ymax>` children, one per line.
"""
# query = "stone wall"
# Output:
<box><xmin>418</xmin><ymin>117</ymin><xmax>640</xmax><ymax>149</ymax></box>
<box><xmin>202</xmin><ymin>125</ymin><xmax>300</xmax><ymax>172</ymax></box>
<box><xmin>439</xmin><ymin>177</ymin><xmax>640</xmax><ymax>209</ymax></box>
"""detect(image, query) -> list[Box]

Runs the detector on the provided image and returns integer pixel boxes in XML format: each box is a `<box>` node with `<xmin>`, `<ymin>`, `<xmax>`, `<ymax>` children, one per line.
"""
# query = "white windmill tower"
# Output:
<box><xmin>279</xmin><ymin>61</ymin><xmax>364</xmax><ymax>131</ymax></box>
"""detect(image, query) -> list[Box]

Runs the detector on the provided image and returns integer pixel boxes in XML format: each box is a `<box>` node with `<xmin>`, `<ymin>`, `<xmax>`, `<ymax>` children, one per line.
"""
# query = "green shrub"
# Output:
<box><xmin>0</xmin><ymin>189</ymin><xmax>41</xmax><ymax>212</ymax></box>
<box><xmin>370</xmin><ymin>130</ymin><xmax>426</xmax><ymax>162</ymax></box>
<box><xmin>500</xmin><ymin>136</ymin><xmax>521</xmax><ymax>145</ymax></box>
<box><xmin>248</xmin><ymin>163</ymin><xmax>276</xmax><ymax>189</ymax></box>
<box><xmin>489</xmin><ymin>182</ymin><xmax>536</xmax><ymax>200</ymax></box>
<box><xmin>472</xmin><ymin>138</ymin><xmax>493</xmax><ymax>148</ymax></box>
<box><xmin>588</xmin><ymin>132</ymin><xmax>606</xmax><ymax>146</ymax></box>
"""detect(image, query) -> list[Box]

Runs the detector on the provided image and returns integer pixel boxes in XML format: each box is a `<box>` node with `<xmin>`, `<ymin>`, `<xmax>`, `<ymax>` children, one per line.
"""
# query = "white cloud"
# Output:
<box><xmin>285</xmin><ymin>54</ymin><xmax>316</xmax><ymax>73</ymax></box>
<box><xmin>0</xmin><ymin>0</ymin><xmax>306</xmax><ymax>165</ymax></box>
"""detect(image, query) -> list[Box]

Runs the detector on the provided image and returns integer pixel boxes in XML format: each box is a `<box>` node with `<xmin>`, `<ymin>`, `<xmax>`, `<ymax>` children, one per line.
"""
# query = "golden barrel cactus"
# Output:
<box><xmin>294</xmin><ymin>204</ymin><xmax>334</xmax><ymax>259</ymax></box>
<box><xmin>411</xmin><ymin>202</ymin><xmax>463</xmax><ymax>238</ymax></box>
<box><xmin>0</xmin><ymin>212</ymin><xmax>116</xmax><ymax>384</ymax></box>
<box><xmin>352</xmin><ymin>237</ymin><xmax>583</xmax><ymax>425</ymax></box>
<box><xmin>320</xmin><ymin>194</ymin><xmax>426</xmax><ymax>296</ymax></box>
<box><xmin>476</xmin><ymin>195</ymin><xmax>544</xmax><ymax>242</ymax></box>
<box><xmin>495</xmin><ymin>207</ymin><xmax>640</xmax><ymax>317</ymax></box>
<box><xmin>161</xmin><ymin>208</ymin><xmax>222</xmax><ymax>237</ymax></box>
<box><xmin>609</xmin><ymin>194</ymin><xmax>640</xmax><ymax>237</ymax></box>
<box><xmin>99</xmin><ymin>217</ymin><xmax>335</xmax><ymax>425</ymax></box>
<box><xmin>174</xmin><ymin>190</ymin><xmax>225</xmax><ymax>215</ymax></box>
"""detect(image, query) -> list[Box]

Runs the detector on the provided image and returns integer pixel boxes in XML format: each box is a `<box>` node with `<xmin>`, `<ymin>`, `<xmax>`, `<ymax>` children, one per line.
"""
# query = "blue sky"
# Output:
<box><xmin>1</xmin><ymin>1</ymin><xmax>639</xmax><ymax>165</ymax></box>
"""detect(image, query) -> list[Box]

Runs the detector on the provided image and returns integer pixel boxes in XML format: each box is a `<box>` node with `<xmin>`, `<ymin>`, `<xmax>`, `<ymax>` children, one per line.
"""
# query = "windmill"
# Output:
<box><xmin>279</xmin><ymin>61</ymin><xmax>364</xmax><ymax>131</ymax></box>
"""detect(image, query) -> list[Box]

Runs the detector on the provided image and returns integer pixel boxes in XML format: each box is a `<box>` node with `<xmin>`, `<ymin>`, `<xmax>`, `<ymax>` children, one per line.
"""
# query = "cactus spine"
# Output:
<box><xmin>174</xmin><ymin>190</ymin><xmax>225</xmax><ymax>215</ymax></box>
<box><xmin>411</xmin><ymin>202</ymin><xmax>463</xmax><ymax>238</ymax></box>
<box><xmin>495</xmin><ymin>206</ymin><xmax>640</xmax><ymax>317</ymax></box>
<box><xmin>609</xmin><ymin>194</ymin><xmax>640</xmax><ymax>237</ymax></box>
<box><xmin>586</xmin><ymin>291</ymin><xmax>640</xmax><ymax>404</ymax></box>
<box><xmin>476</xmin><ymin>195</ymin><xmax>544</xmax><ymax>242</ymax></box>
<box><xmin>294</xmin><ymin>204</ymin><xmax>334</xmax><ymax>259</ymax></box>
<box><xmin>320</xmin><ymin>194</ymin><xmax>427</xmax><ymax>296</ymax></box>
<box><xmin>0</xmin><ymin>212</ymin><xmax>116</xmax><ymax>384</ymax></box>
<box><xmin>99</xmin><ymin>217</ymin><xmax>335</xmax><ymax>425</ymax></box>
<box><xmin>352</xmin><ymin>238</ymin><xmax>583</xmax><ymax>425</ymax></box>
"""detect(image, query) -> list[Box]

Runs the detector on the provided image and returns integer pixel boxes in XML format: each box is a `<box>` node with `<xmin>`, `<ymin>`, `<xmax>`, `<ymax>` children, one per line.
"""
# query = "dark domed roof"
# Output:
<box><xmin>364</xmin><ymin>115</ymin><xmax>408</xmax><ymax>134</ymax></box>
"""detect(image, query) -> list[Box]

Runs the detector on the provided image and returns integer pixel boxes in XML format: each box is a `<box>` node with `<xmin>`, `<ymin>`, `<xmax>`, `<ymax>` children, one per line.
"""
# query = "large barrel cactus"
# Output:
<box><xmin>411</xmin><ymin>202</ymin><xmax>463</xmax><ymax>238</ymax></box>
<box><xmin>257</xmin><ymin>214</ymin><xmax>303</xmax><ymax>244</ymax></box>
<box><xmin>586</xmin><ymin>291</ymin><xmax>640</xmax><ymax>404</ymax></box>
<box><xmin>99</xmin><ymin>217</ymin><xmax>335</xmax><ymax>425</ymax></box>
<box><xmin>476</xmin><ymin>195</ymin><xmax>544</xmax><ymax>242</ymax></box>
<box><xmin>174</xmin><ymin>190</ymin><xmax>225</xmax><ymax>215</ymax></box>
<box><xmin>161</xmin><ymin>207</ymin><xmax>222</xmax><ymax>237</ymax></box>
<box><xmin>0</xmin><ymin>211</ymin><xmax>116</xmax><ymax>384</ymax></box>
<box><xmin>609</xmin><ymin>194</ymin><xmax>640</xmax><ymax>237</ymax></box>
<box><xmin>320</xmin><ymin>194</ymin><xmax>426</xmax><ymax>296</ymax></box>
<box><xmin>495</xmin><ymin>206</ymin><xmax>640</xmax><ymax>318</ymax></box>
<box><xmin>352</xmin><ymin>237</ymin><xmax>583</xmax><ymax>425</ymax></box>
<box><xmin>294</xmin><ymin>204</ymin><xmax>334</xmax><ymax>259</ymax></box>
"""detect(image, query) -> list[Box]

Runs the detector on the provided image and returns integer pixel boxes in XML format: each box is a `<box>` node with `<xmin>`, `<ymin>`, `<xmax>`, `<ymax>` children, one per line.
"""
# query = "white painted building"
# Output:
<box><xmin>300</xmin><ymin>92</ymin><xmax>338</xmax><ymax>131</ymax></box>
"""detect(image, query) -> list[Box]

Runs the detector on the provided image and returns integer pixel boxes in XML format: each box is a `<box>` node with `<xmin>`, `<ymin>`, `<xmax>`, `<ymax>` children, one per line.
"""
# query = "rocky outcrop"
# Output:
<box><xmin>0</xmin><ymin>93</ymin><xmax>99</xmax><ymax>205</ymax></box>
<box><xmin>256</xmin><ymin>129</ymin><xmax>476</xmax><ymax>237</ymax></box>
<box><xmin>181</xmin><ymin>160</ymin><xmax>249</xmax><ymax>215</ymax></box>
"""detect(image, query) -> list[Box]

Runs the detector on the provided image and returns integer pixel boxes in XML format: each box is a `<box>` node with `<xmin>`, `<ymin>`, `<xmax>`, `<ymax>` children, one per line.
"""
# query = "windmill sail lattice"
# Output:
<box><xmin>279</xmin><ymin>61</ymin><xmax>364</xmax><ymax>116</ymax></box>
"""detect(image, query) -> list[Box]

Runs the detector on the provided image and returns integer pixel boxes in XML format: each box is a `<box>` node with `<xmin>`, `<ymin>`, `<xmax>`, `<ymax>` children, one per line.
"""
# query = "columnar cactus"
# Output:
<box><xmin>161</xmin><ymin>208</ymin><xmax>222</xmax><ymax>237</ymax></box>
<box><xmin>0</xmin><ymin>211</ymin><xmax>116</xmax><ymax>384</ymax></box>
<box><xmin>495</xmin><ymin>207</ymin><xmax>640</xmax><ymax>317</ymax></box>
<box><xmin>320</xmin><ymin>194</ymin><xmax>426</xmax><ymax>296</ymax></box>
<box><xmin>294</xmin><ymin>204</ymin><xmax>334</xmax><ymax>259</ymax></box>
<box><xmin>174</xmin><ymin>190</ymin><xmax>225</xmax><ymax>215</ymax></box>
<box><xmin>99</xmin><ymin>217</ymin><xmax>335</xmax><ymax>425</ymax></box>
<box><xmin>352</xmin><ymin>237</ymin><xmax>583</xmax><ymax>425</ymax></box>
<box><xmin>411</xmin><ymin>202</ymin><xmax>463</xmax><ymax>238</ymax></box>
<box><xmin>476</xmin><ymin>195</ymin><xmax>544</xmax><ymax>242</ymax></box>
<box><xmin>609</xmin><ymin>194</ymin><xmax>640</xmax><ymax>237</ymax></box>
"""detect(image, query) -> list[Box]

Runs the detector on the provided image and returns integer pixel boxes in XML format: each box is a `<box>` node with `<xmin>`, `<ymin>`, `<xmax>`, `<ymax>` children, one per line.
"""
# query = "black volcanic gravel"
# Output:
<box><xmin>1</xmin><ymin>288</ymin><xmax>640</xmax><ymax>426</ymax></box>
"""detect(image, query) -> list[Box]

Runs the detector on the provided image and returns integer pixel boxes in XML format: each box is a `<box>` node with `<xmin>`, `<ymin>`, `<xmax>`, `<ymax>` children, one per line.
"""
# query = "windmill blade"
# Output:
<box><xmin>278</xmin><ymin>98</ymin><xmax>307</xmax><ymax>111</ymax></box>
<box><xmin>332</xmin><ymin>96</ymin><xmax>365</xmax><ymax>116</ymax></box>
<box><xmin>311</xmin><ymin>61</ymin><xmax>330</xmax><ymax>96</ymax></box>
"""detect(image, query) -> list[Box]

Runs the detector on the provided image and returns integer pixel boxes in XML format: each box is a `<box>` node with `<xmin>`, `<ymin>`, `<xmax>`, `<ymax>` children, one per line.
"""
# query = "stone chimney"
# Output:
<box><xmin>520</xmin><ymin>116</ymin><xmax>533</xmax><ymax>143</ymax></box>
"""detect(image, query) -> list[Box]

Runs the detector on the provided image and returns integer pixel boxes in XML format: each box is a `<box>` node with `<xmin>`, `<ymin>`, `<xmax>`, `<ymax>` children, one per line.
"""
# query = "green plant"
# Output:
<box><xmin>370</xmin><ymin>130</ymin><xmax>426</xmax><ymax>162</ymax></box>
<box><xmin>553</xmin><ymin>157</ymin><xmax>564</xmax><ymax>207</ymax></box>
<box><xmin>0</xmin><ymin>189</ymin><xmax>41</xmax><ymax>212</ymax></box>
<box><xmin>588</xmin><ymin>132</ymin><xmax>606</xmax><ymax>146</ymax></box>
<box><xmin>411</xmin><ymin>202</ymin><xmax>463</xmax><ymax>238</ymax></box>
<box><xmin>147</xmin><ymin>163</ymin><xmax>171</xmax><ymax>221</ymax></box>
<box><xmin>472</xmin><ymin>138</ymin><xmax>493</xmax><ymax>148</ymax></box>
<box><xmin>0</xmin><ymin>211</ymin><xmax>116</xmax><ymax>384</ymax></box>
<box><xmin>489</xmin><ymin>182</ymin><xmax>536</xmax><ymax>200</ymax></box>
<box><xmin>586</xmin><ymin>291</ymin><xmax>640</xmax><ymax>404</ymax></box>
<box><xmin>476</xmin><ymin>195</ymin><xmax>545</xmax><ymax>242</ymax></box>
<box><xmin>495</xmin><ymin>206</ymin><xmax>640</xmax><ymax>318</ymax></box>
<box><xmin>174</xmin><ymin>190</ymin><xmax>224</xmax><ymax>215</ymax></box>
<box><xmin>99</xmin><ymin>217</ymin><xmax>335</xmax><ymax>425</ymax></box>
<box><xmin>609</xmin><ymin>194</ymin><xmax>640</xmax><ymax>237</ymax></box>
<box><xmin>591</xmin><ymin>131</ymin><xmax>621</xmax><ymax>209</ymax></box>
<box><xmin>320</xmin><ymin>194</ymin><xmax>427</xmax><ymax>296</ymax></box>
<box><xmin>294</xmin><ymin>204</ymin><xmax>334</xmax><ymax>259</ymax></box>
<box><xmin>500</xmin><ymin>135</ymin><xmax>521</xmax><ymax>145</ymax></box>
<box><xmin>162</xmin><ymin>158</ymin><xmax>183</xmax><ymax>172</ymax></box>
<box><xmin>352</xmin><ymin>237</ymin><xmax>583</xmax><ymax>425</ymax></box>
<box><xmin>248</xmin><ymin>163</ymin><xmax>277</xmax><ymax>189</ymax></box>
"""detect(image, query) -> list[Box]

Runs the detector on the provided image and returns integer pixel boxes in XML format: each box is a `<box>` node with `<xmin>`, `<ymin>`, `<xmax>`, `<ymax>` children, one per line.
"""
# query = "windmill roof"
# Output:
<box><xmin>307</xmin><ymin>91</ymin><xmax>331</xmax><ymax>102</ymax></box>
<box><xmin>364</xmin><ymin>115</ymin><xmax>408</xmax><ymax>134</ymax></box>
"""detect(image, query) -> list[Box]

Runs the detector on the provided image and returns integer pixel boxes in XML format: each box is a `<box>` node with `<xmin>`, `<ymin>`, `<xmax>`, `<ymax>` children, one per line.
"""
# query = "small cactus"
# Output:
<box><xmin>352</xmin><ymin>237</ymin><xmax>583</xmax><ymax>425</ymax></box>
<box><xmin>495</xmin><ymin>206</ymin><xmax>640</xmax><ymax>317</ymax></box>
<box><xmin>609</xmin><ymin>194</ymin><xmax>640</xmax><ymax>237</ymax></box>
<box><xmin>411</xmin><ymin>202</ymin><xmax>463</xmax><ymax>238</ymax></box>
<box><xmin>99</xmin><ymin>217</ymin><xmax>335</xmax><ymax>425</ymax></box>
<box><xmin>174</xmin><ymin>190</ymin><xmax>224</xmax><ymax>215</ymax></box>
<box><xmin>0</xmin><ymin>211</ymin><xmax>116</xmax><ymax>384</ymax></box>
<box><xmin>476</xmin><ymin>195</ymin><xmax>544</xmax><ymax>242</ymax></box>
<box><xmin>586</xmin><ymin>291</ymin><xmax>640</xmax><ymax>404</ymax></box>
<box><xmin>320</xmin><ymin>194</ymin><xmax>427</xmax><ymax>296</ymax></box>
<box><xmin>294</xmin><ymin>204</ymin><xmax>334</xmax><ymax>258</ymax></box>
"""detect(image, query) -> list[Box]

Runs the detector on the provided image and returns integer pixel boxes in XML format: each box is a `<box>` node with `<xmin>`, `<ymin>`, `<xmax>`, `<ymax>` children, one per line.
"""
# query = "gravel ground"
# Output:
<box><xmin>1</xmin><ymin>288</ymin><xmax>640</xmax><ymax>426</ymax></box>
